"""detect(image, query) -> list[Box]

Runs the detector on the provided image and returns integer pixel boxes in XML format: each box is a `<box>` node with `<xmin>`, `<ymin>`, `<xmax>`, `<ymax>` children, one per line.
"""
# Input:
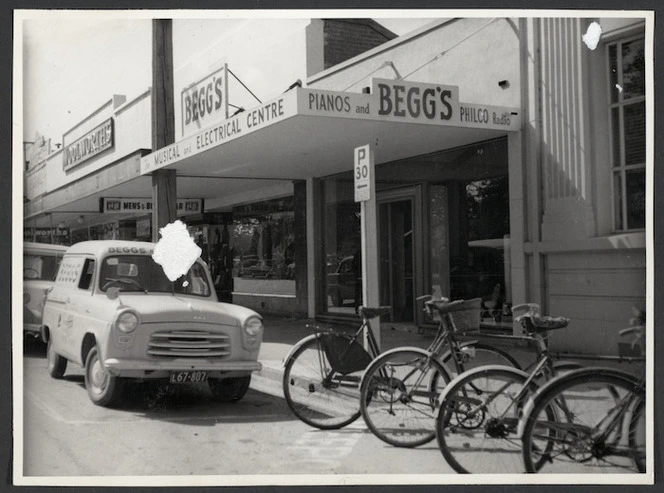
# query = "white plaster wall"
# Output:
<box><xmin>172</xmin><ymin>18</ymin><xmax>311</xmax><ymax>138</ymax></box>
<box><xmin>308</xmin><ymin>18</ymin><xmax>521</xmax><ymax>108</ymax></box>
<box><xmin>546</xmin><ymin>250</ymin><xmax>646</xmax><ymax>355</ymax></box>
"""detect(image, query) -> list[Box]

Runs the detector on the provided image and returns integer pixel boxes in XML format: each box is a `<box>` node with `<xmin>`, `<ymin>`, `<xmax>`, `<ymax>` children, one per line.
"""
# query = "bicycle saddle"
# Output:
<box><xmin>518</xmin><ymin>314</ymin><xmax>570</xmax><ymax>333</ymax></box>
<box><xmin>426</xmin><ymin>298</ymin><xmax>480</xmax><ymax>314</ymax></box>
<box><xmin>358</xmin><ymin>306</ymin><xmax>391</xmax><ymax>318</ymax></box>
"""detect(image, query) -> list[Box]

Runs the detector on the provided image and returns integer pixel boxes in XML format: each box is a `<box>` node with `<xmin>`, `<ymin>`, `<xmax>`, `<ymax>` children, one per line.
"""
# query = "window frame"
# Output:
<box><xmin>606</xmin><ymin>34</ymin><xmax>646</xmax><ymax>232</ymax></box>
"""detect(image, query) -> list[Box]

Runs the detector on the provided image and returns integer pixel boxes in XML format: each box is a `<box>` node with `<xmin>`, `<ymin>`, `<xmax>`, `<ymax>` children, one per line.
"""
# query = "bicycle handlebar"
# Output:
<box><xmin>619</xmin><ymin>325</ymin><xmax>644</xmax><ymax>337</ymax></box>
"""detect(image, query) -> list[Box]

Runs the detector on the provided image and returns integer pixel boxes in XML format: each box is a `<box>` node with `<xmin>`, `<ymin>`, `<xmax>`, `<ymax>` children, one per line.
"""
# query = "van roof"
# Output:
<box><xmin>62</xmin><ymin>240</ymin><xmax>157</xmax><ymax>257</ymax></box>
<box><xmin>24</xmin><ymin>241</ymin><xmax>68</xmax><ymax>254</ymax></box>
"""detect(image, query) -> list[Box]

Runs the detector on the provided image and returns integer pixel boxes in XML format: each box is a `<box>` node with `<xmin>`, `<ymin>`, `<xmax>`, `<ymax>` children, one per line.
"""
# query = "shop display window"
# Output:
<box><xmin>448</xmin><ymin>176</ymin><xmax>510</xmax><ymax>322</ymax></box>
<box><xmin>322</xmin><ymin>176</ymin><xmax>361</xmax><ymax>315</ymax></box>
<box><xmin>229</xmin><ymin>197</ymin><xmax>296</xmax><ymax>281</ymax></box>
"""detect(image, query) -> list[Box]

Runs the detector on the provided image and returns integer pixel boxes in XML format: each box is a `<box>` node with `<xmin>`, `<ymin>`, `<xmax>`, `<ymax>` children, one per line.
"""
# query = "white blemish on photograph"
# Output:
<box><xmin>616</xmin><ymin>83</ymin><xmax>623</xmax><ymax>92</ymax></box>
<box><xmin>151</xmin><ymin>220</ymin><xmax>201</xmax><ymax>281</ymax></box>
<box><xmin>582</xmin><ymin>21</ymin><xmax>602</xmax><ymax>50</ymax></box>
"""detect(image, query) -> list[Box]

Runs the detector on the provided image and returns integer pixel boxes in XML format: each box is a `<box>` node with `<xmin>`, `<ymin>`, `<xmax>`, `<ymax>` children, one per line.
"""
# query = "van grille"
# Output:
<box><xmin>147</xmin><ymin>330</ymin><xmax>231</xmax><ymax>358</ymax></box>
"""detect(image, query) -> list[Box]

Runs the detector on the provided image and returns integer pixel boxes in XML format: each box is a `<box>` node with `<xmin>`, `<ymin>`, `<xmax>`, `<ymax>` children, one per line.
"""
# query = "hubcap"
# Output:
<box><xmin>89</xmin><ymin>354</ymin><xmax>108</xmax><ymax>392</ymax></box>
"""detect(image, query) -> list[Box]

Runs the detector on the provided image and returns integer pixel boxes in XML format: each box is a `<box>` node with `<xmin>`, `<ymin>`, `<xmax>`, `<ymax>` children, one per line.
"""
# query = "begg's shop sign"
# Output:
<box><xmin>63</xmin><ymin>118</ymin><xmax>114</xmax><ymax>171</ymax></box>
<box><xmin>181</xmin><ymin>64</ymin><xmax>229</xmax><ymax>137</ymax></box>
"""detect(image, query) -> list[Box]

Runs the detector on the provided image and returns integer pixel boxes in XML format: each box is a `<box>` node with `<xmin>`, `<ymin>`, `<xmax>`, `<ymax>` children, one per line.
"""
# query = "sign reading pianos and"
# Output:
<box><xmin>63</xmin><ymin>118</ymin><xmax>114</xmax><ymax>171</ymax></box>
<box><xmin>101</xmin><ymin>198</ymin><xmax>203</xmax><ymax>216</ymax></box>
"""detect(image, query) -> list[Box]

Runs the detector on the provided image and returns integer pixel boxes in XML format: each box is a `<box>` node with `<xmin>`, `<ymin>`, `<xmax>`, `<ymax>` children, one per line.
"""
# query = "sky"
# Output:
<box><xmin>19</xmin><ymin>13</ymin><xmax>436</xmax><ymax>145</ymax></box>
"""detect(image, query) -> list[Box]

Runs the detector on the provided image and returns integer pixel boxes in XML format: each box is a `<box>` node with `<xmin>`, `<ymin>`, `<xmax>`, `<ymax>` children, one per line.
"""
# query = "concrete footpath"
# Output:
<box><xmin>251</xmin><ymin>313</ymin><xmax>646</xmax><ymax>399</ymax></box>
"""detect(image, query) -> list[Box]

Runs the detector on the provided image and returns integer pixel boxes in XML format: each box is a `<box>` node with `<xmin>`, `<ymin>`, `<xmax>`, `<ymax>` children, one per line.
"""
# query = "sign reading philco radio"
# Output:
<box><xmin>101</xmin><ymin>197</ymin><xmax>203</xmax><ymax>215</ymax></box>
<box><xmin>181</xmin><ymin>64</ymin><xmax>229</xmax><ymax>137</ymax></box>
<box><xmin>63</xmin><ymin>118</ymin><xmax>114</xmax><ymax>171</ymax></box>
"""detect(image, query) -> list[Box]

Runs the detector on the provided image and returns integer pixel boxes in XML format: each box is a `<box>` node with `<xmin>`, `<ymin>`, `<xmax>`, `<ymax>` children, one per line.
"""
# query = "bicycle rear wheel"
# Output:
<box><xmin>360</xmin><ymin>349</ymin><xmax>451</xmax><ymax>448</ymax></box>
<box><xmin>283</xmin><ymin>336</ymin><xmax>363</xmax><ymax>429</ymax></box>
<box><xmin>436</xmin><ymin>365</ymin><xmax>544</xmax><ymax>473</ymax></box>
<box><xmin>522</xmin><ymin>369</ymin><xmax>645</xmax><ymax>473</ymax></box>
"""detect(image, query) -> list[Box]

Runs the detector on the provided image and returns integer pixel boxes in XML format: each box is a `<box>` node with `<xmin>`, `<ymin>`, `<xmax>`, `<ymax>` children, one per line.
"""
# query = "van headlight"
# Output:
<box><xmin>116</xmin><ymin>311</ymin><xmax>139</xmax><ymax>333</ymax></box>
<box><xmin>242</xmin><ymin>316</ymin><xmax>263</xmax><ymax>350</ymax></box>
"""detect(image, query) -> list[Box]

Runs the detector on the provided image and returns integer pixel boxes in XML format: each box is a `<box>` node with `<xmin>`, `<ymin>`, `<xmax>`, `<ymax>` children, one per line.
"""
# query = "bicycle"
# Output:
<box><xmin>359</xmin><ymin>296</ymin><xmax>521</xmax><ymax>448</ymax></box>
<box><xmin>283</xmin><ymin>300</ymin><xmax>517</xmax><ymax>432</ymax></box>
<box><xmin>520</xmin><ymin>311</ymin><xmax>646</xmax><ymax>473</ymax></box>
<box><xmin>282</xmin><ymin>306</ymin><xmax>388</xmax><ymax>430</ymax></box>
<box><xmin>434</xmin><ymin>303</ymin><xmax>581</xmax><ymax>473</ymax></box>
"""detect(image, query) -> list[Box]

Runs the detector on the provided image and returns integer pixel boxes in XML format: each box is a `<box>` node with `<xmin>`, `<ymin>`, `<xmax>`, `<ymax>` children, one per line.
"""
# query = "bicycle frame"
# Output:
<box><xmin>313</xmin><ymin>315</ymin><xmax>383</xmax><ymax>388</ymax></box>
<box><xmin>446</xmin><ymin>332</ymin><xmax>558</xmax><ymax>427</ymax></box>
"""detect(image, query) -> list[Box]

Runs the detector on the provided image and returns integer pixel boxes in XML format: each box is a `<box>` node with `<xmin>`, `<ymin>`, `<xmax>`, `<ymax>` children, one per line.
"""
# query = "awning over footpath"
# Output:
<box><xmin>25</xmin><ymin>78</ymin><xmax>520</xmax><ymax>228</ymax></box>
<box><xmin>141</xmin><ymin>77</ymin><xmax>521</xmax><ymax>180</ymax></box>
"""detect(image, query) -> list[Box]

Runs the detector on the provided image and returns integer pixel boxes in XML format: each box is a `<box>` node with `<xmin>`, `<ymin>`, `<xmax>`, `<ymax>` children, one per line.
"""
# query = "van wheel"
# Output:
<box><xmin>208</xmin><ymin>376</ymin><xmax>251</xmax><ymax>402</ymax></box>
<box><xmin>84</xmin><ymin>346</ymin><xmax>124</xmax><ymax>407</ymax></box>
<box><xmin>47</xmin><ymin>338</ymin><xmax>67</xmax><ymax>379</ymax></box>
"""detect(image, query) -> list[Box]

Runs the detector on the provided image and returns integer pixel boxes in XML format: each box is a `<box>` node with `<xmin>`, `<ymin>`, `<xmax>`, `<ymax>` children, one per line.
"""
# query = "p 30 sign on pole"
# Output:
<box><xmin>354</xmin><ymin>144</ymin><xmax>373</xmax><ymax>202</ymax></box>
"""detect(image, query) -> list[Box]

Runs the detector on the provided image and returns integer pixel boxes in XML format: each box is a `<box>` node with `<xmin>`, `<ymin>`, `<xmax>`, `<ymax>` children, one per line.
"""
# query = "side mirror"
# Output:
<box><xmin>107</xmin><ymin>287</ymin><xmax>120</xmax><ymax>300</ymax></box>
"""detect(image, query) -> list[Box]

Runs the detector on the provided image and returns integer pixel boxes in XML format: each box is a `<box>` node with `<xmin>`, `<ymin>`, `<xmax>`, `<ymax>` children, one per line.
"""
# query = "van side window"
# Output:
<box><xmin>78</xmin><ymin>259</ymin><xmax>95</xmax><ymax>290</ymax></box>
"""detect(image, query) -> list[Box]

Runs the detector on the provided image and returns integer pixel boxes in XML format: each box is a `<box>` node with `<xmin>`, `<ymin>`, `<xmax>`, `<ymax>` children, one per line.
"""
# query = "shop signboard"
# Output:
<box><xmin>181</xmin><ymin>64</ymin><xmax>229</xmax><ymax>137</ymax></box>
<box><xmin>31</xmin><ymin>227</ymin><xmax>71</xmax><ymax>245</ymax></box>
<box><xmin>101</xmin><ymin>197</ymin><xmax>203</xmax><ymax>215</ymax></box>
<box><xmin>297</xmin><ymin>80</ymin><xmax>520</xmax><ymax>131</ymax></box>
<box><xmin>141</xmin><ymin>90</ymin><xmax>298</xmax><ymax>175</ymax></box>
<box><xmin>62</xmin><ymin>118</ymin><xmax>114</xmax><ymax>171</ymax></box>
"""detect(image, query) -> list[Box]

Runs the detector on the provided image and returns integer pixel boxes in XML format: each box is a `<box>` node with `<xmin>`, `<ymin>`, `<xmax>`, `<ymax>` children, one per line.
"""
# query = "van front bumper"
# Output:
<box><xmin>103</xmin><ymin>358</ymin><xmax>262</xmax><ymax>379</ymax></box>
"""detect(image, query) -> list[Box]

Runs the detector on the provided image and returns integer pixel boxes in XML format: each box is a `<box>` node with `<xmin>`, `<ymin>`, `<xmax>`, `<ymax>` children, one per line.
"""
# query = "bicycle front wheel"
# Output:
<box><xmin>360</xmin><ymin>349</ymin><xmax>452</xmax><ymax>448</ymax></box>
<box><xmin>522</xmin><ymin>369</ymin><xmax>646</xmax><ymax>473</ymax></box>
<box><xmin>436</xmin><ymin>365</ymin><xmax>542</xmax><ymax>473</ymax></box>
<box><xmin>283</xmin><ymin>336</ymin><xmax>363</xmax><ymax>430</ymax></box>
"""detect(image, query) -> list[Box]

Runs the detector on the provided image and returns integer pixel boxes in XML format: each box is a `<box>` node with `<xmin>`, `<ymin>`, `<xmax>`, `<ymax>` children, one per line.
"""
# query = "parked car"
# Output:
<box><xmin>327</xmin><ymin>255</ymin><xmax>359</xmax><ymax>307</ymax></box>
<box><xmin>41</xmin><ymin>240</ymin><xmax>263</xmax><ymax>407</ymax></box>
<box><xmin>23</xmin><ymin>242</ymin><xmax>67</xmax><ymax>339</ymax></box>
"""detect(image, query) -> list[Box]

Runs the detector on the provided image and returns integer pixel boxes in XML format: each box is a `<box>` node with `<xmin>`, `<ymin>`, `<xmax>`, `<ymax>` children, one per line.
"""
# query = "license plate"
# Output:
<box><xmin>169</xmin><ymin>371</ymin><xmax>208</xmax><ymax>383</ymax></box>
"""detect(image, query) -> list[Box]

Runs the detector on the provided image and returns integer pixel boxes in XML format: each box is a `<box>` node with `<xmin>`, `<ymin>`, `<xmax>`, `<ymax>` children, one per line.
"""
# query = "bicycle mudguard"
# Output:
<box><xmin>282</xmin><ymin>333</ymin><xmax>319</xmax><ymax>367</ymax></box>
<box><xmin>438</xmin><ymin>339</ymin><xmax>479</xmax><ymax>363</ymax></box>
<box><xmin>359</xmin><ymin>346</ymin><xmax>450</xmax><ymax>391</ymax></box>
<box><xmin>436</xmin><ymin>364</ymin><xmax>532</xmax><ymax>409</ymax></box>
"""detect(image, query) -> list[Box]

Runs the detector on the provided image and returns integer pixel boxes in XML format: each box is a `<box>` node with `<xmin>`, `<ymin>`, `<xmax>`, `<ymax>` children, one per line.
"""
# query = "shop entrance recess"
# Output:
<box><xmin>377</xmin><ymin>186</ymin><xmax>423</xmax><ymax>325</ymax></box>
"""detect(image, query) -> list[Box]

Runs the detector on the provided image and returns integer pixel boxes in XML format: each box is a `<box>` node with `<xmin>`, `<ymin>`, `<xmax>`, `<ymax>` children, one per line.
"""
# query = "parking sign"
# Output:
<box><xmin>354</xmin><ymin>144</ymin><xmax>372</xmax><ymax>202</ymax></box>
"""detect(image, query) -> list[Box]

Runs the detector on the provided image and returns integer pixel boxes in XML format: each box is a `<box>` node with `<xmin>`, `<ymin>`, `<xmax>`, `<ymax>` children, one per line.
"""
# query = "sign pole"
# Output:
<box><xmin>355</xmin><ymin>144</ymin><xmax>380</xmax><ymax>350</ymax></box>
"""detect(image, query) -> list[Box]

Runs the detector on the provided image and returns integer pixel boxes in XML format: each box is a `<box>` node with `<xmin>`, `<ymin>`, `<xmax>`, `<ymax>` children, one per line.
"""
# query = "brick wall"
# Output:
<box><xmin>323</xmin><ymin>19</ymin><xmax>396</xmax><ymax>70</ymax></box>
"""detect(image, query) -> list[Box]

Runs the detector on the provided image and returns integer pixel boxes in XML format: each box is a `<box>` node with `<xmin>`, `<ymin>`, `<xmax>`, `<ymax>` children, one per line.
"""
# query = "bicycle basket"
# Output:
<box><xmin>449</xmin><ymin>298</ymin><xmax>482</xmax><ymax>332</ymax></box>
<box><xmin>319</xmin><ymin>333</ymin><xmax>373</xmax><ymax>375</ymax></box>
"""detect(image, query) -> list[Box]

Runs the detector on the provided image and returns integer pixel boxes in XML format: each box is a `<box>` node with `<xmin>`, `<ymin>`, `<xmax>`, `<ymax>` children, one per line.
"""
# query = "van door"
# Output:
<box><xmin>46</xmin><ymin>255</ymin><xmax>86</xmax><ymax>360</ymax></box>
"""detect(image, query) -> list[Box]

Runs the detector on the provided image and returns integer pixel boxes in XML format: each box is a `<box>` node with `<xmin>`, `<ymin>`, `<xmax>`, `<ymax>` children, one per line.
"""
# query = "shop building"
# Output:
<box><xmin>23</xmin><ymin>16</ymin><xmax>648</xmax><ymax>356</ymax></box>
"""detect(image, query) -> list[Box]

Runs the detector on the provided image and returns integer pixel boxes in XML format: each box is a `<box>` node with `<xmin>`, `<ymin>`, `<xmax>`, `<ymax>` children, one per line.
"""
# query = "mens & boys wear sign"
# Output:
<box><xmin>101</xmin><ymin>198</ymin><xmax>203</xmax><ymax>215</ymax></box>
<box><xmin>141</xmin><ymin>78</ymin><xmax>521</xmax><ymax>175</ymax></box>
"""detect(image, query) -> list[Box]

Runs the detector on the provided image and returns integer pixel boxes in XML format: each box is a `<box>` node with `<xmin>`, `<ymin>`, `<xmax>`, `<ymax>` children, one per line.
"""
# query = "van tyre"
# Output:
<box><xmin>47</xmin><ymin>338</ymin><xmax>67</xmax><ymax>379</ymax></box>
<box><xmin>84</xmin><ymin>346</ymin><xmax>124</xmax><ymax>407</ymax></box>
<box><xmin>208</xmin><ymin>375</ymin><xmax>251</xmax><ymax>402</ymax></box>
